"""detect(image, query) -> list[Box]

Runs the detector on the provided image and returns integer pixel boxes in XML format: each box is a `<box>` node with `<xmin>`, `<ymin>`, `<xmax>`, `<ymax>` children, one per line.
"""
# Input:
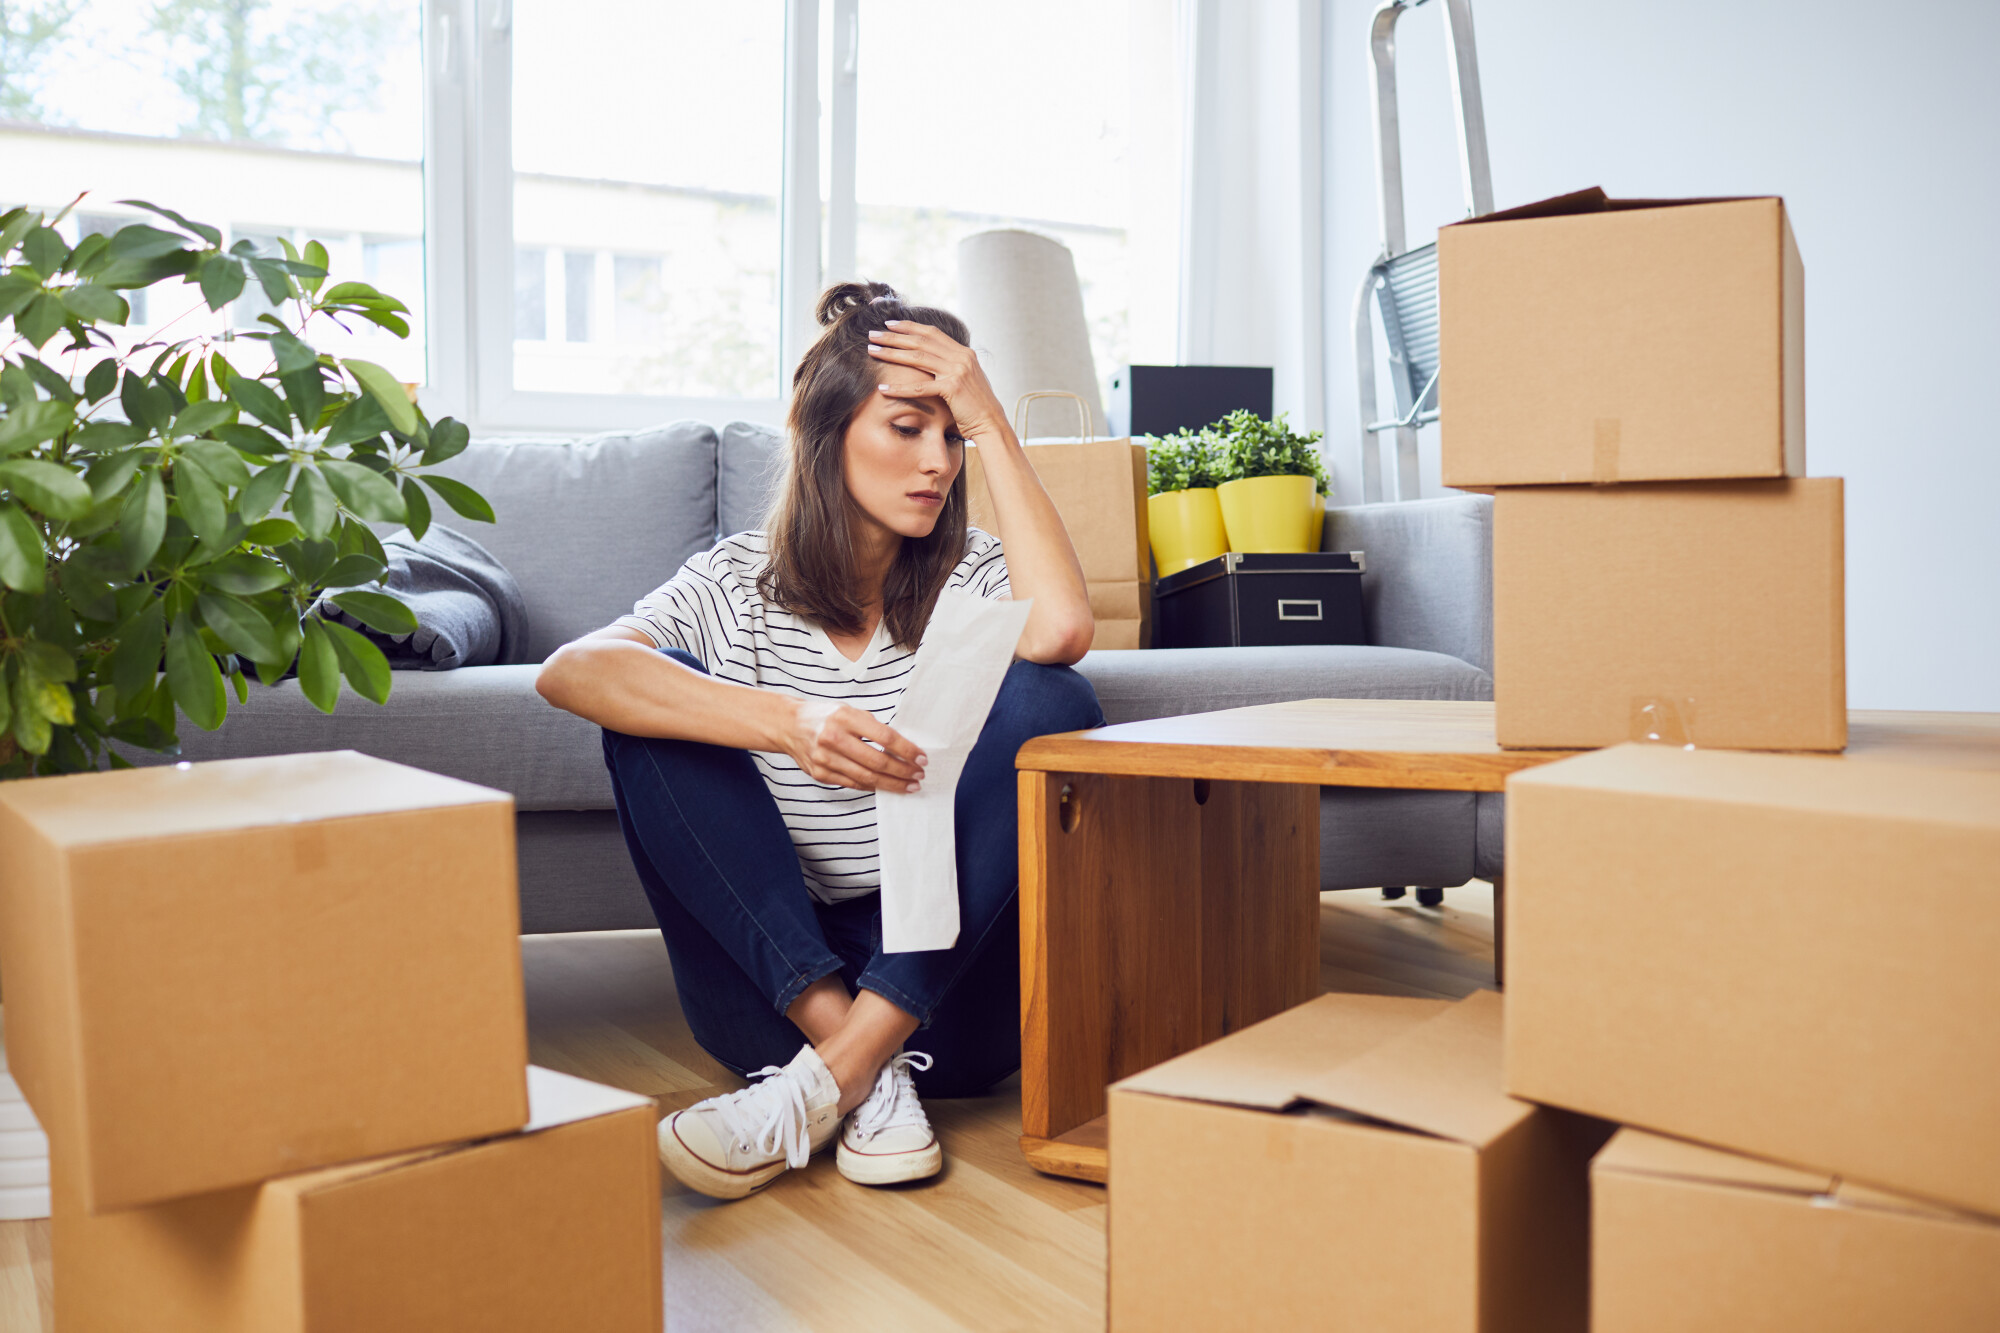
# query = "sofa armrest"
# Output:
<box><xmin>1322</xmin><ymin>493</ymin><xmax>1493</xmax><ymax>675</ymax></box>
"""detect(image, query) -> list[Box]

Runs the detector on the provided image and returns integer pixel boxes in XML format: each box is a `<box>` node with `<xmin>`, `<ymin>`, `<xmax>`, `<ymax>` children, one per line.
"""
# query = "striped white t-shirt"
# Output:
<box><xmin>615</xmin><ymin>528</ymin><xmax>1012</xmax><ymax>903</ymax></box>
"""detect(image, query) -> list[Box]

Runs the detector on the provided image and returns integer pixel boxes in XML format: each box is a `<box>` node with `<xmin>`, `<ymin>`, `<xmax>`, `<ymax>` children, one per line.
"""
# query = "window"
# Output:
<box><xmin>4</xmin><ymin>0</ymin><xmax>425</xmax><ymax>381</ymax></box>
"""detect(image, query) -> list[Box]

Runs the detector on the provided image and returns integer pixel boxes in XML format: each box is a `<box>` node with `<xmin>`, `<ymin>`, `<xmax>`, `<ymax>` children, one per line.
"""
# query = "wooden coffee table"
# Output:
<box><xmin>1012</xmin><ymin>698</ymin><xmax>1567</xmax><ymax>1183</ymax></box>
<box><xmin>1013</xmin><ymin>701</ymin><xmax>2000</xmax><ymax>1183</ymax></box>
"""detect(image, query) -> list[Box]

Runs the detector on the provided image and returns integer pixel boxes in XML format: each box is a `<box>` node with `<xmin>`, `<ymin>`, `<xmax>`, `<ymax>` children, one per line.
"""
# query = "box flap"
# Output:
<box><xmin>523</xmin><ymin>1065</ymin><xmax>654</xmax><ymax>1132</ymax></box>
<box><xmin>1594</xmin><ymin>1127</ymin><xmax>1833</xmax><ymax>1195</ymax></box>
<box><xmin>1113</xmin><ymin>994</ymin><xmax>1448</xmax><ymax>1110</ymax></box>
<box><xmin>1453</xmin><ymin>187</ymin><xmax>1771</xmax><ymax>228</ymax></box>
<box><xmin>1294</xmin><ymin>990</ymin><xmax>1529</xmax><ymax>1147</ymax></box>
<box><xmin>0</xmin><ymin>751</ymin><xmax>511</xmax><ymax>848</ymax></box>
<box><xmin>1509</xmin><ymin>744</ymin><xmax>2000</xmax><ymax>834</ymax></box>
<box><xmin>1834</xmin><ymin>1180</ymin><xmax>1998</xmax><ymax>1226</ymax></box>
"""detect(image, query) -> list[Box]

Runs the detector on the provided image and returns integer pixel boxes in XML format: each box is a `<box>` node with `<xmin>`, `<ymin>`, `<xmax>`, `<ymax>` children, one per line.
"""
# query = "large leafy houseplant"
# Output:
<box><xmin>0</xmin><ymin>198</ymin><xmax>492</xmax><ymax>778</ymax></box>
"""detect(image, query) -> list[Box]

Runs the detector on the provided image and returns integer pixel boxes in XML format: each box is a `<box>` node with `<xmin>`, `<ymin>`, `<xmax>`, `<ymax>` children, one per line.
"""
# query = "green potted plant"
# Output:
<box><xmin>0</xmin><ymin>197</ymin><xmax>491</xmax><ymax>778</ymax></box>
<box><xmin>1144</xmin><ymin>426</ymin><xmax>1231</xmax><ymax>575</ymax></box>
<box><xmin>1212</xmin><ymin>410</ymin><xmax>1330</xmax><ymax>554</ymax></box>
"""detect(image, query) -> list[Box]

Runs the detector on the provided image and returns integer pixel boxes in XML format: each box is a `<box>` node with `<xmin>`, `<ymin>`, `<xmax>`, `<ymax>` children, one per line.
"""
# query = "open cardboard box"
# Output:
<box><xmin>1493</xmin><ymin>477</ymin><xmax>1845</xmax><ymax>751</ymax></box>
<box><xmin>0</xmin><ymin>751</ymin><xmax>530</xmax><ymax>1213</ymax></box>
<box><xmin>53</xmin><ymin>1066</ymin><xmax>661</xmax><ymax>1332</ymax></box>
<box><xmin>1506</xmin><ymin>742</ymin><xmax>2000</xmax><ymax>1217</ymax></box>
<box><xmin>1593</xmin><ymin>1128</ymin><xmax>2000</xmax><ymax>1331</ymax></box>
<box><xmin>1439</xmin><ymin>187</ymin><xmax>1805</xmax><ymax>488</ymax></box>
<box><xmin>1108</xmin><ymin>991</ymin><xmax>1610</xmax><ymax>1333</ymax></box>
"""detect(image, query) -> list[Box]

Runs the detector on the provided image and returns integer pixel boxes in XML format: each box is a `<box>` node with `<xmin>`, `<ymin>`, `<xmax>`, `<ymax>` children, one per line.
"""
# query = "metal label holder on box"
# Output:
<box><xmin>1154</xmin><ymin>552</ymin><xmax>1367</xmax><ymax>649</ymax></box>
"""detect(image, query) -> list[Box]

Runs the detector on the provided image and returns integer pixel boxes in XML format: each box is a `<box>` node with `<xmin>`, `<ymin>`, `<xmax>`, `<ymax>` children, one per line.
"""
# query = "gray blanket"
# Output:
<box><xmin>324</xmin><ymin>526</ymin><xmax>530</xmax><ymax>670</ymax></box>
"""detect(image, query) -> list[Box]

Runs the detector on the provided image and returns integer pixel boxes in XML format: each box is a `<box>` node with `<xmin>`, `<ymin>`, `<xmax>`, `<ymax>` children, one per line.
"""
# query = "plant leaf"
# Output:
<box><xmin>227</xmin><ymin>375</ymin><xmax>291</xmax><ymax>432</ymax></box>
<box><xmin>175</xmin><ymin>457</ymin><xmax>228</xmax><ymax>547</ymax></box>
<box><xmin>0</xmin><ymin>459</ymin><xmax>93</xmax><ymax>520</ymax></box>
<box><xmin>321</xmin><ymin>553</ymin><xmax>388</xmax><ymax>588</ymax></box>
<box><xmin>165</xmin><ymin>611</ymin><xmax>227</xmax><ymax>731</ymax></box>
<box><xmin>61</xmin><ymin>283</ymin><xmax>128</xmax><ymax>324</ymax></box>
<box><xmin>422</xmin><ymin>417</ymin><xmax>470</xmax><ymax>466</ymax></box>
<box><xmin>289</xmin><ymin>465</ymin><xmax>336</xmax><ymax>540</ymax></box>
<box><xmin>108</xmin><ymin>599</ymin><xmax>167</xmax><ymax>701</ymax></box>
<box><xmin>400</xmin><ymin>475</ymin><xmax>432</xmax><ymax>542</ymax></box>
<box><xmin>0</xmin><ymin>398</ymin><xmax>76</xmax><ymax>457</ymax></box>
<box><xmin>322</xmin><ymin>393</ymin><xmax>390</xmax><ymax>448</ymax></box>
<box><xmin>116</xmin><ymin>200</ymin><xmax>222</xmax><ymax>245</ymax></box>
<box><xmin>16</xmin><ymin>292</ymin><xmax>67</xmax><ymax>347</ymax></box>
<box><xmin>343</xmin><ymin>358</ymin><xmax>417</xmax><ymax>436</ymax></box>
<box><xmin>0</xmin><ymin>501</ymin><xmax>45</xmax><ymax>591</ymax></box>
<box><xmin>245</xmin><ymin>516</ymin><xmax>301</xmax><ymax>545</ymax></box>
<box><xmin>82</xmin><ymin>357</ymin><xmax>118</xmax><ymax>403</ymax></box>
<box><xmin>196</xmin><ymin>590</ymin><xmax>282</xmax><ymax>662</ymax></box>
<box><xmin>198</xmin><ymin>254</ymin><xmax>247</xmax><ymax>311</ymax></box>
<box><xmin>86</xmin><ymin>450</ymin><xmax>143</xmax><ymax>503</ymax></box>
<box><xmin>280</xmin><ymin>367</ymin><xmax>325</xmax><ymax>431</ymax></box>
<box><xmin>119</xmin><ymin>468</ymin><xmax>167</xmax><ymax>573</ymax></box>
<box><xmin>321</xmin><ymin>619</ymin><xmax>391</xmax><ymax>704</ymax></box>
<box><xmin>238</xmin><ymin>460</ymin><xmax>292</xmax><ymax>521</ymax></box>
<box><xmin>318</xmin><ymin>458</ymin><xmax>406</xmax><ymax>522</ymax></box>
<box><xmin>22</xmin><ymin>227</ymin><xmax>69</xmax><ymax>274</ymax></box>
<box><xmin>297</xmin><ymin>618</ymin><xmax>340</xmax><ymax>712</ymax></box>
<box><xmin>181</xmin><ymin>438</ymin><xmax>252</xmax><ymax>491</ymax></box>
<box><xmin>202</xmin><ymin>551</ymin><xmax>291</xmax><ymax>595</ymax></box>
<box><xmin>419</xmin><ymin>473</ymin><xmax>495</xmax><ymax>523</ymax></box>
<box><xmin>330</xmin><ymin>588</ymin><xmax>417</xmax><ymax>636</ymax></box>
<box><xmin>213</xmin><ymin>422</ymin><xmax>287</xmax><ymax>456</ymax></box>
<box><xmin>246</xmin><ymin>257</ymin><xmax>291</xmax><ymax>304</ymax></box>
<box><xmin>121</xmin><ymin>371</ymin><xmax>175</xmax><ymax>433</ymax></box>
<box><xmin>269</xmin><ymin>330</ymin><xmax>318</xmax><ymax>375</ymax></box>
<box><xmin>174</xmin><ymin>400</ymin><xmax>237</xmax><ymax>439</ymax></box>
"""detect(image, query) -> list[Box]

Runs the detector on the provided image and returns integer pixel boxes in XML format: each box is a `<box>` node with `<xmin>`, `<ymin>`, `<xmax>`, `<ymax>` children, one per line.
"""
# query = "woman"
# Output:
<box><xmin>536</xmin><ymin>282</ymin><xmax>1105</xmax><ymax>1200</ymax></box>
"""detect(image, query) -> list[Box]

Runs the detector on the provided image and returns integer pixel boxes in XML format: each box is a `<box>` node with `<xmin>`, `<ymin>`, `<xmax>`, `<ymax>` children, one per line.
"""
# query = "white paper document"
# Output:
<box><xmin>876</xmin><ymin>589</ymin><xmax>1035</xmax><ymax>953</ymax></box>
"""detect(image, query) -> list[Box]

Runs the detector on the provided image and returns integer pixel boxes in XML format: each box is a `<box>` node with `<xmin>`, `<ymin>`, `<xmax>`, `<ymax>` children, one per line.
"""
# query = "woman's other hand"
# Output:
<box><xmin>783</xmin><ymin>698</ymin><xmax>929</xmax><ymax>793</ymax></box>
<box><xmin>866</xmin><ymin>320</ymin><xmax>1010</xmax><ymax>443</ymax></box>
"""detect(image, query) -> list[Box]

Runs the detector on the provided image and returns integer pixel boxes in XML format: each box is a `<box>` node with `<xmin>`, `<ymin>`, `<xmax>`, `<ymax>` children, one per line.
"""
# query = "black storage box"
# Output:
<box><xmin>1154</xmin><ymin>552</ymin><xmax>1366</xmax><ymax>649</ymax></box>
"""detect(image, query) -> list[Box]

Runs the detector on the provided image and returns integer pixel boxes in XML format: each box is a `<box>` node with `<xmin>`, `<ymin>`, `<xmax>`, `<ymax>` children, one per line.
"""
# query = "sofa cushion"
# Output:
<box><xmin>719</xmin><ymin>420</ymin><xmax>785</xmax><ymax>537</ymax></box>
<box><xmin>146</xmin><ymin>667</ymin><xmax>613</xmax><ymax>812</ymax></box>
<box><xmin>431</xmin><ymin>423</ymin><xmax>719</xmax><ymax>662</ymax></box>
<box><xmin>1320</xmin><ymin>788</ymin><xmax>1475</xmax><ymax>892</ymax></box>
<box><xmin>1324</xmin><ymin>493</ymin><xmax>1493</xmax><ymax>674</ymax></box>
<box><xmin>1074</xmin><ymin>644</ymin><xmax>1493</xmax><ymax>726</ymax></box>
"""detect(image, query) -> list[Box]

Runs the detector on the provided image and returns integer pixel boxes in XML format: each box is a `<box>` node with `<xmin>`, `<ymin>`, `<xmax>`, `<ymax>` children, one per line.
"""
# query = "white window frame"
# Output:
<box><xmin>423</xmin><ymin>0</ymin><xmax>853</xmax><ymax>434</ymax></box>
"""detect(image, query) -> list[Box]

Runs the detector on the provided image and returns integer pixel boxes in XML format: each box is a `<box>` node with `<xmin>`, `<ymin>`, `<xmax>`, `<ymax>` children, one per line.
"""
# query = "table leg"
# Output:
<box><xmin>1018</xmin><ymin>771</ymin><xmax>1319</xmax><ymax>1182</ymax></box>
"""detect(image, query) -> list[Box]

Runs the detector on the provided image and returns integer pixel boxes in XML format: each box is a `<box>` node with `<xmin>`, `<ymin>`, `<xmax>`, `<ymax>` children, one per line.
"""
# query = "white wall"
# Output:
<box><xmin>1321</xmin><ymin>0</ymin><xmax>2000</xmax><ymax>711</ymax></box>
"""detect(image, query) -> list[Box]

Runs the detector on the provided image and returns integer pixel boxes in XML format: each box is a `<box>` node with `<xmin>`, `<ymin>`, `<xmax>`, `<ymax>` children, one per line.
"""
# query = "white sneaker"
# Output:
<box><xmin>658</xmin><ymin>1045</ymin><xmax>842</xmax><ymax>1200</ymax></box>
<box><xmin>836</xmin><ymin>1051</ymin><xmax>943</xmax><ymax>1186</ymax></box>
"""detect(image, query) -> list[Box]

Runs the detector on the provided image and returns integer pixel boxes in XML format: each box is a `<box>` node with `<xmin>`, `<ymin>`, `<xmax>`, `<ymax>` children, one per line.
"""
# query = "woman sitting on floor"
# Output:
<box><xmin>535</xmin><ymin>281</ymin><xmax>1103</xmax><ymax>1200</ymax></box>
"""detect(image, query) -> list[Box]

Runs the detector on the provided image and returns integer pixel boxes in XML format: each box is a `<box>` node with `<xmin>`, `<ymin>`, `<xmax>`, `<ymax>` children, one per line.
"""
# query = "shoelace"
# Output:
<box><xmin>709</xmin><ymin>1064</ymin><xmax>814</xmax><ymax>1168</ymax></box>
<box><xmin>850</xmin><ymin>1051</ymin><xmax>934</xmax><ymax>1143</ymax></box>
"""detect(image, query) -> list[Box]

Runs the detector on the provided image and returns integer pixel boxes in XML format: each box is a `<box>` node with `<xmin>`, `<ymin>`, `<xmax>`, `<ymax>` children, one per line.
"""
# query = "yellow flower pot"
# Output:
<box><xmin>1311</xmin><ymin>490</ymin><xmax>1325</xmax><ymax>550</ymax></box>
<box><xmin>1216</xmin><ymin>474</ymin><xmax>1319</xmax><ymax>553</ymax></box>
<box><xmin>1147</xmin><ymin>488</ymin><xmax>1230</xmax><ymax>575</ymax></box>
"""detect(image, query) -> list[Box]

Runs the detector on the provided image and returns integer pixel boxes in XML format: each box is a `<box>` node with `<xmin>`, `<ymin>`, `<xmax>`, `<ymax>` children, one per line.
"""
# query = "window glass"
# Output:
<box><xmin>511</xmin><ymin>0</ymin><xmax>786</xmax><ymax>399</ymax></box>
<box><xmin>2</xmin><ymin>0</ymin><xmax>426</xmax><ymax>381</ymax></box>
<box><xmin>854</xmin><ymin>0</ymin><xmax>1131</xmax><ymax>412</ymax></box>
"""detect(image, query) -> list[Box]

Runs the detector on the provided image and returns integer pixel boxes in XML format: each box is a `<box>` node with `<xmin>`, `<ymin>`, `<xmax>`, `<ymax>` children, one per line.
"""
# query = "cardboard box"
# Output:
<box><xmin>1439</xmin><ymin>189</ymin><xmax>1805</xmax><ymax>487</ymax></box>
<box><xmin>0</xmin><ymin>751</ymin><xmax>529</xmax><ymax>1213</ymax></box>
<box><xmin>1506</xmin><ymin>742</ymin><xmax>2000</xmax><ymax>1217</ymax></box>
<box><xmin>965</xmin><ymin>438</ymin><xmax>1152</xmax><ymax>584</ymax></box>
<box><xmin>1593</xmin><ymin>1128</ymin><xmax>2000</xmax><ymax>1332</ymax></box>
<box><xmin>1493</xmin><ymin>478</ymin><xmax>1844</xmax><ymax>750</ymax></box>
<box><xmin>1109</xmin><ymin>991</ymin><xmax>1611</xmax><ymax>1333</ymax></box>
<box><xmin>54</xmin><ymin>1066</ymin><xmax>662</xmax><ymax>1332</ymax></box>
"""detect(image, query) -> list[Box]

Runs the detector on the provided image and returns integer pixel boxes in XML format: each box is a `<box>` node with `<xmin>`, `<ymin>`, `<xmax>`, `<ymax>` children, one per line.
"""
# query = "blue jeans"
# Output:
<box><xmin>602</xmin><ymin>650</ymin><xmax>1104</xmax><ymax>1099</ymax></box>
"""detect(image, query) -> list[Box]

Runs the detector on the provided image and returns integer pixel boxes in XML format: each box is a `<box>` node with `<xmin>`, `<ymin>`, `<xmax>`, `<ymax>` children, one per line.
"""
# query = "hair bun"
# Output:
<box><xmin>816</xmin><ymin>281</ymin><xmax>900</xmax><ymax>328</ymax></box>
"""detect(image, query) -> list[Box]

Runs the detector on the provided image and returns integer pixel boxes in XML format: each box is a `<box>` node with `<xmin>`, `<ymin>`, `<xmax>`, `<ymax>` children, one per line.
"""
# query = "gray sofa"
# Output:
<box><xmin>147</xmin><ymin>422</ymin><xmax>1502</xmax><ymax>933</ymax></box>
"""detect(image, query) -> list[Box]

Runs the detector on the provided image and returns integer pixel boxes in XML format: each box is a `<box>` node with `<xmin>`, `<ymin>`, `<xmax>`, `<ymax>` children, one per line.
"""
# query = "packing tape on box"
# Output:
<box><xmin>1630</xmin><ymin>696</ymin><xmax>1699</xmax><ymax>748</ymax></box>
<box><xmin>1593</xmin><ymin>419</ymin><xmax>1622</xmax><ymax>484</ymax></box>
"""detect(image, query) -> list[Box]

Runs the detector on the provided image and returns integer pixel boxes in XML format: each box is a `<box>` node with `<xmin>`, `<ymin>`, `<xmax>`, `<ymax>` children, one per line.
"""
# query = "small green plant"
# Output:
<box><xmin>1212</xmin><ymin>410</ymin><xmax>1331</xmax><ymax>496</ymax></box>
<box><xmin>0</xmin><ymin>196</ymin><xmax>491</xmax><ymax>778</ymax></box>
<box><xmin>1145</xmin><ymin>427</ymin><xmax>1228</xmax><ymax>496</ymax></box>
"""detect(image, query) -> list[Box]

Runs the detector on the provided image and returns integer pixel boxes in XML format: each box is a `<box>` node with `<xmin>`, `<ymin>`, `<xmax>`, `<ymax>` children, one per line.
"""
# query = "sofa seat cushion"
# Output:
<box><xmin>148</xmin><ymin>666</ymin><xmax>613</xmax><ymax>812</ymax></box>
<box><xmin>1074</xmin><ymin>644</ymin><xmax>1493</xmax><ymax>726</ymax></box>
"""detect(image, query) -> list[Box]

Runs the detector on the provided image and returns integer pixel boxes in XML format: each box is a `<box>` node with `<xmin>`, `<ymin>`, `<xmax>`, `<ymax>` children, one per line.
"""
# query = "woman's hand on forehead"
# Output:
<box><xmin>866</xmin><ymin>320</ymin><xmax>1009</xmax><ymax>444</ymax></box>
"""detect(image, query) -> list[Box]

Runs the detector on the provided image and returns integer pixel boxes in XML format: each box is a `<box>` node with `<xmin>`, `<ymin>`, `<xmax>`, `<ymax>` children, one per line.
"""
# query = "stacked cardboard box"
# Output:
<box><xmin>1440</xmin><ymin>188</ymin><xmax>1844</xmax><ymax>751</ymax></box>
<box><xmin>965</xmin><ymin>439</ymin><xmax>1153</xmax><ymax>649</ymax></box>
<box><xmin>0</xmin><ymin>752</ymin><xmax>661</xmax><ymax>1329</ymax></box>
<box><xmin>1500</xmin><ymin>741</ymin><xmax>2000</xmax><ymax>1324</ymax></box>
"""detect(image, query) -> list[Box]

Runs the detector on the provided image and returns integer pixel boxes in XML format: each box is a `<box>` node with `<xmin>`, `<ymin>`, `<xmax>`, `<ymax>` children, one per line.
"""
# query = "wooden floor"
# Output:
<box><xmin>0</xmin><ymin>884</ymin><xmax>1495</xmax><ymax>1332</ymax></box>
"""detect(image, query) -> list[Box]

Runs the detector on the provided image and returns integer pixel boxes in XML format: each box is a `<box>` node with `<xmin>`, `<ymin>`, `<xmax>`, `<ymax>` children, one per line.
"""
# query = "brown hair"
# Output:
<box><xmin>757</xmin><ymin>281</ymin><xmax>974</xmax><ymax>649</ymax></box>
